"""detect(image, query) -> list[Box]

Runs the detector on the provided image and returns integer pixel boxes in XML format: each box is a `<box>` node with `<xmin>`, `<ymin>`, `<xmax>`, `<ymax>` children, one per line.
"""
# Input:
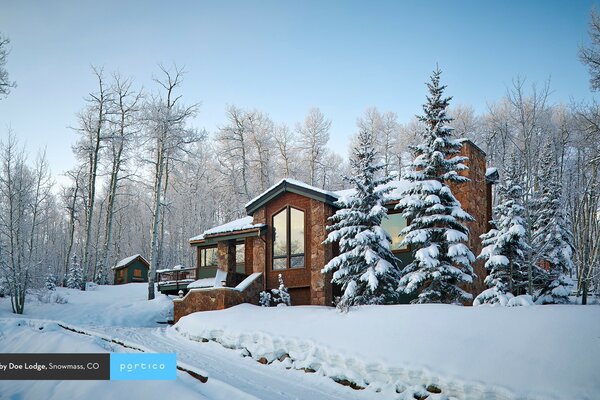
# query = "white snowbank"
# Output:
<box><xmin>0</xmin><ymin>283</ymin><xmax>173</xmax><ymax>327</ymax></box>
<box><xmin>174</xmin><ymin>303</ymin><xmax>600</xmax><ymax>400</ymax></box>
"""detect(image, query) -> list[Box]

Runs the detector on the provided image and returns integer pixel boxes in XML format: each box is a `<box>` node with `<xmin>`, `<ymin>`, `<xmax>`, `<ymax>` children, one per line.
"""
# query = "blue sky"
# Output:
<box><xmin>0</xmin><ymin>0</ymin><xmax>596</xmax><ymax>179</ymax></box>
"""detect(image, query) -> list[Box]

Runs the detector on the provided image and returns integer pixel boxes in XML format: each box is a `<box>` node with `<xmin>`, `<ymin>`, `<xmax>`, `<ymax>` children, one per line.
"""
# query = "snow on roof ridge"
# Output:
<box><xmin>190</xmin><ymin>216</ymin><xmax>265</xmax><ymax>242</ymax></box>
<box><xmin>244</xmin><ymin>178</ymin><xmax>340</xmax><ymax>209</ymax></box>
<box><xmin>112</xmin><ymin>254</ymin><xmax>145</xmax><ymax>270</ymax></box>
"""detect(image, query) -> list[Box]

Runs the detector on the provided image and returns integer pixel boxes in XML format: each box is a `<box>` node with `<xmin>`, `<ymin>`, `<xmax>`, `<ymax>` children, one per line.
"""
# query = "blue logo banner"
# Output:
<box><xmin>110</xmin><ymin>353</ymin><xmax>177</xmax><ymax>380</ymax></box>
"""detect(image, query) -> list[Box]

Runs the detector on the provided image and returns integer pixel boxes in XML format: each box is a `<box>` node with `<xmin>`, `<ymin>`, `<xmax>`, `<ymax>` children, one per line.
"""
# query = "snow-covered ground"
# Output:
<box><xmin>0</xmin><ymin>283</ymin><xmax>172</xmax><ymax>327</ymax></box>
<box><xmin>1</xmin><ymin>285</ymin><xmax>599</xmax><ymax>400</ymax></box>
<box><xmin>175</xmin><ymin>303</ymin><xmax>600</xmax><ymax>400</ymax></box>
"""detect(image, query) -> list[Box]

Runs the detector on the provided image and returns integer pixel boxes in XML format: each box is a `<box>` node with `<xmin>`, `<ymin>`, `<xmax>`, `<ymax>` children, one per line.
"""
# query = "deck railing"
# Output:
<box><xmin>156</xmin><ymin>267</ymin><xmax>197</xmax><ymax>293</ymax></box>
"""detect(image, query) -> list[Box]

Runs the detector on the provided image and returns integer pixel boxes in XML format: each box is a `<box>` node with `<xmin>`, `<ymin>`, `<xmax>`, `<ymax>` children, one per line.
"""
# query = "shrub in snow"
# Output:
<box><xmin>323</xmin><ymin>128</ymin><xmax>400</xmax><ymax>310</ymax></box>
<box><xmin>395</xmin><ymin>68</ymin><xmax>475</xmax><ymax>304</ymax></box>
<box><xmin>85</xmin><ymin>281</ymin><xmax>98</xmax><ymax>291</ymax></box>
<box><xmin>66</xmin><ymin>255</ymin><xmax>83</xmax><ymax>289</ymax></box>
<box><xmin>259</xmin><ymin>291</ymin><xmax>272</xmax><ymax>307</ymax></box>
<box><xmin>475</xmin><ymin>159</ymin><xmax>530</xmax><ymax>305</ymax></box>
<box><xmin>473</xmin><ymin>288</ymin><xmax>514</xmax><ymax>307</ymax></box>
<box><xmin>45</xmin><ymin>271</ymin><xmax>57</xmax><ymax>291</ymax></box>
<box><xmin>271</xmin><ymin>274</ymin><xmax>291</xmax><ymax>306</ymax></box>
<box><xmin>36</xmin><ymin>289</ymin><xmax>68</xmax><ymax>304</ymax></box>
<box><xmin>535</xmin><ymin>275</ymin><xmax>574</xmax><ymax>305</ymax></box>
<box><xmin>260</xmin><ymin>275</ymin><xmax>291</xmax><ymax>307</ymax></box>
<box><xmin>507</xmin><ymin>294</ymin><xmax>534</xmax><ymax>307</ymax></box>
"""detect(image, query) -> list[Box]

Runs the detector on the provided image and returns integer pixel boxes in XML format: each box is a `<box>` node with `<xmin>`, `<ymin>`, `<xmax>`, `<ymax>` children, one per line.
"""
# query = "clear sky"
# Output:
<box><xmin>0</xmin><ymin>0</ymin><xmax>596</xmax><ymax>180</ymax></box>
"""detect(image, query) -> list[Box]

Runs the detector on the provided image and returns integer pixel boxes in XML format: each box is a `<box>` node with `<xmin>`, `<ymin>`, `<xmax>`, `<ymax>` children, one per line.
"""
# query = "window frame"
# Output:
<box><xmin>271</xmin><ymin>206</ymin><xmax>306</xmax><ymax>270</ymax></box>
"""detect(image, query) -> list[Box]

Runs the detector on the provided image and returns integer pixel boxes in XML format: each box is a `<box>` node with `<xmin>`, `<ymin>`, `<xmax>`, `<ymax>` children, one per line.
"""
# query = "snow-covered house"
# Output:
<box><xmin>112</xmin><ymin>254</ymin><xmax>149</xmax><ymax>284</ymax></box>
<box><xmin>172</xmin><ymin>140</ymin><xmax>495</xmax><ymax>321</ymax></box>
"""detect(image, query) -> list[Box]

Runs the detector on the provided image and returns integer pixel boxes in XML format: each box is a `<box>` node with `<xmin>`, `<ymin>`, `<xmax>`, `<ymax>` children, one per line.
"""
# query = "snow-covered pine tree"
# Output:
<box><xmin>323</xmin><ymin>128</ymin><xmax>400</xmax><ymax>310</ymax></box>
<box><xmin>395</xmin><ymin>67</ymin><xmax>475</xmax><ymax>304</ymax></box>
<box><xmin>271</xmin><ymin>274</ymin><xmax>291</xmax><ymax>306</ymax></box>
<box><xmin>474</xmin><ymin>160</ymin><xmax>530</xmax><ymax>305</ymax></box>
<box><xmin>66</xmin><ymin>255</ymin><xmax>83</xmax><ymax>289</ymax></box>
<box><xmin>533</xmin><ymin>145</ymin><xmax>575</xmax><ymax>304</ymax></box>
<box><xmin>45</xmin><ymin>269</ymin><xmax>57</xmax><ymax>291</ymax></box>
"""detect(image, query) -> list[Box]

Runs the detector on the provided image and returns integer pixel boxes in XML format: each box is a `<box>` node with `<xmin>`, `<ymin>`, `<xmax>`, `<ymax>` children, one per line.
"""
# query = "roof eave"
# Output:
<box><xmin>245</xmin><ymin>180</ymin><xmax>338</xmax><ymax>215</ymax></box>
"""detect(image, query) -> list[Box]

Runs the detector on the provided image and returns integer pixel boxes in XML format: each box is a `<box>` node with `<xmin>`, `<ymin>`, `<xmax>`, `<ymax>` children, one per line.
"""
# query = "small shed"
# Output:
<box><xmin>112</xmin><ymin>254</ymin><xmax>149</xmax><ymax>284</ymax></box>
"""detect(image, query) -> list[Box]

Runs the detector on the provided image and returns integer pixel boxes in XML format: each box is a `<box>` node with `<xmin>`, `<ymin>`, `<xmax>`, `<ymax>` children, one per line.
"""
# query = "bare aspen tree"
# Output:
<box><xmin>0</xmin><ymin>33</ymin><xmax>16</xmax><ymax>98</ymax></box>
<box><xmin>0</xmin><ymin>134</ymin><xmax>50</xmax><ymax>313</ymax></box>
<box><xmin>62</xmin><ymin>167</ymin><xmax>83</xmax><ymax>282</ymax></box>
<box><xmin>216</xmin><ymin>105</ymin><xmax>252</xmax><ymax>201</ymax></box>
<box><xmin>273</xmin><ymin>123</ymin><xmax>296</xmax><ymax>178</ymax></box>
<box><xmin>296</xmin><ymin>107</ymin><xmax>331</xmax><ymax>187</ymax></box>
<box><xmin>143</xmin><ymin>65</ymin><xmax>201</xmax><ymax>300</ymax></box>
<box><xmin>73</xmin><ymin>67</ymin><xmax>110</xmax><ymax>289</ymax></box>
<box><xmin>246</xmin><ymin>110</ymin><xmax>274</xmax><ymax>192</ymax></box>
<box><xmin>98</xmin><ymin>75</ymin><xmax>141</xmax><ymax>284</ymax></box>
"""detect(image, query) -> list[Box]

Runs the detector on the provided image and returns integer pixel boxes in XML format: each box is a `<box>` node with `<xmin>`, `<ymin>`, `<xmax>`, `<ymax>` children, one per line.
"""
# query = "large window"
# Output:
<box><xmin>198</xmin><ymin>246</ymin><xmax>218</xmax><ymax>278</ymax></box>
<box><xmin>381</xmin><ymin>212</ymin><xmax>409</xmax><ymax>252</ymax></box>
<box><xmin>272</xmin><ymin>207</ymin><xmax>305</xmax><ymax>270</ymax></box>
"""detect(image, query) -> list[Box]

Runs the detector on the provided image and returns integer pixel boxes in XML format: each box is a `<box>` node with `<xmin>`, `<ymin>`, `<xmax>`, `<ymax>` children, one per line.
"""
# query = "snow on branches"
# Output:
<box><xmin>395</xmin><ymin>67</ymin><xmax>475</xmax><ymax>304</ymax></box>
<box><xmin>323</xmin><ymin>128</ymin><xmax>400</xmax><ymax>310</ymax></box>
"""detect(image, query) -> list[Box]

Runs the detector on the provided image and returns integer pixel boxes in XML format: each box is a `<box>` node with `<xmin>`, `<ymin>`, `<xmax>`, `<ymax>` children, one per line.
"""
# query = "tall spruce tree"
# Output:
<box><xmin>474</xmin><ymin>159</ymin><xmax>530</xmax><ymax>305</ymax></box>
<box><xmin>395</xmin><ymin>68</ymin><xmax>475</xmax><ymax>304</ymax></box>
<box><xmin>323</xmin><ymin>128</ymin><xmax>400</xmax><ymax>310</ymax></box>
<box><xmin>533</xmin><ymin>146</ymin><xmax>575</xmax><ymax>304</ymax></box>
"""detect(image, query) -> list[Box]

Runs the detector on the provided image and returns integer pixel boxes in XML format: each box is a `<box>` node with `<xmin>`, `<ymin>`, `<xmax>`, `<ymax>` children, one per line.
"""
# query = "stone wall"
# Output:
<box><xmin>449</xmin><ymin>140</ymin><xmax>490</xmax><ymax>297</ymax></box>
<box><xmin>173</xmin><ymin>274</ymin><xmax>263</xmax><ymax>323</ymax></box>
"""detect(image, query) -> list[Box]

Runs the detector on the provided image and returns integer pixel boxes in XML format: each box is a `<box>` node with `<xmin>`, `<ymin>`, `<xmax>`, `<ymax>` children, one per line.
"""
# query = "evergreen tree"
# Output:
<box><xmin>395</xmin><ymin>68</ymin><xmax>475</xmax><ymax>304</ymax></box>
<box><xmin>45</xmin><ymin>269</ymin><xmax>57</xmax><ymax>291</ymax></box>
<box><xmin>323</xmin><ymin>128</ymin><xmax>400</xmax><ymax>310</ymax></box>
<box><xmin>474</xmin><ymin>160</ymin><xmax>530</xmax><ymax>305</ymax></box>
<box><xmin>66</xmin><ymin>255</ymin><xmax>83</xmax><ymax>289</ymax></box>
<box><xmin>533</xmin><ymin>146</ymin><xmax>575</xmax><ymax>304</ymax></box>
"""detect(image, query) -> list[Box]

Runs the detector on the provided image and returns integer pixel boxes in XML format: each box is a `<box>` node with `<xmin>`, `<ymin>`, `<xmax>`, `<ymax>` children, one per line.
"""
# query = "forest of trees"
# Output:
<box><xmin>0</xmin><ymin>11</ymin><xmax>599</xmax><ymax>311</ymax></box>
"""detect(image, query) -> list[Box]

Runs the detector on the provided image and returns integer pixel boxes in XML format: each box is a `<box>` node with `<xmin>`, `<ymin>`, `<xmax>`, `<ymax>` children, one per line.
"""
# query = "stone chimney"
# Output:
<box><xmin>449</xmin><ymin>139</ymin><xmax>492</xmax><ymax>298</ymax></box>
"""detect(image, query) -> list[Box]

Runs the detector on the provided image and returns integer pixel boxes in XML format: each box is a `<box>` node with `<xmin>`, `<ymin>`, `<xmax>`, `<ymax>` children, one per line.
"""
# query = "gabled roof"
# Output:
<box><xmin>111</xmin><ymin>254</ymin><xmax>149</xmax><ymax>270</ymax></box>
<box><xmin>189</xmin><ymin>216</ymin><xmax>266</xmax><ymax>245</ymax></box>
<box><xmin>245</xmin><ymin>178</ymin><xmax>340</xmax><ymax>215</ymax></box>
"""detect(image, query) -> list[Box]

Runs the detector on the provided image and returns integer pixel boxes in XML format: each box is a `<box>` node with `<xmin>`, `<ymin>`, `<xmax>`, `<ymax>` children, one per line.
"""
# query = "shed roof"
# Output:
<box><xmin>111</xmin><ymin>254</ymin><xmax>149</xmax><ymax>270</ymax></box>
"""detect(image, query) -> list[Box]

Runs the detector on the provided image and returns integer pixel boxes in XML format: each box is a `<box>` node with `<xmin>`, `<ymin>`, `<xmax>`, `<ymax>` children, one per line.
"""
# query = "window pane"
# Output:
<box><xmin>273</xmin><ymin>257</ymin><xmax>287</xmax><ymax>270</ymax></box>
<box><xmin>235</xmin><ymin>243</ymin><xmax>245</xmax><ymax>274</ymax></box>
<box><xmin>201</xmin><ymin>247</ymin><xmax>218</xmax><ymax>268</ymax></box>
<box><xmin>273</xmin><ymin>209</ymin><xmax>288</xmax><ymax>258</ymax></box>
<box><xmin>290</xmin><ymin>208</ymin><xmax>305</xmax><ymax>263</ymax></box>
<box><xmin>290</xmin><ymin>255</ymin><xmax>304</xmax><ymax>268</ymax></box>
<box><xmin>381</xmin><ymin>213</ymin><xmax>408</xmax><ymax>251</ymax></box>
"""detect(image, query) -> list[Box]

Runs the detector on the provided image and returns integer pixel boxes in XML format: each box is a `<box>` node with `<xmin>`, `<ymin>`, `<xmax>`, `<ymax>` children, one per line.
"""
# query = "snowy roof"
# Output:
<box><xmin>111</xmin><ymin>254</ymin><xmax>149</xmax><ymax>270</ymax></box>
<box><xmin>245</xmin><ymin>178</ymin><xmax>340</xmax><ymax>214</ymax></box>
<box><xmin>485</xmin><ymin>167</ymin><xmax>499</xmax><ymax>183</ymax></box>
<box><xmin>190</xmin><ymin>216</ymin><xmax>266</xmax><ymax>242</ymax></box>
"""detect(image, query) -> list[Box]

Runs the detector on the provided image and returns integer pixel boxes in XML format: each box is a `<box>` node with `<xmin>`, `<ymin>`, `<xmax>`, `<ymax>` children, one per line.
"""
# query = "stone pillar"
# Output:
<box><xmin>252</xmin><ymin>207</ymin><xmax>267</xmax><ymax>275</ymax></box>
<box><xmin>310</xmin><ymin>199</ymin><xmax>333</xmax><ymax>306</ymax></box>
<box><xmin>217</xmin><ymin>240</ymin><xmax>236</xmax><ymax>272</ymax></box>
